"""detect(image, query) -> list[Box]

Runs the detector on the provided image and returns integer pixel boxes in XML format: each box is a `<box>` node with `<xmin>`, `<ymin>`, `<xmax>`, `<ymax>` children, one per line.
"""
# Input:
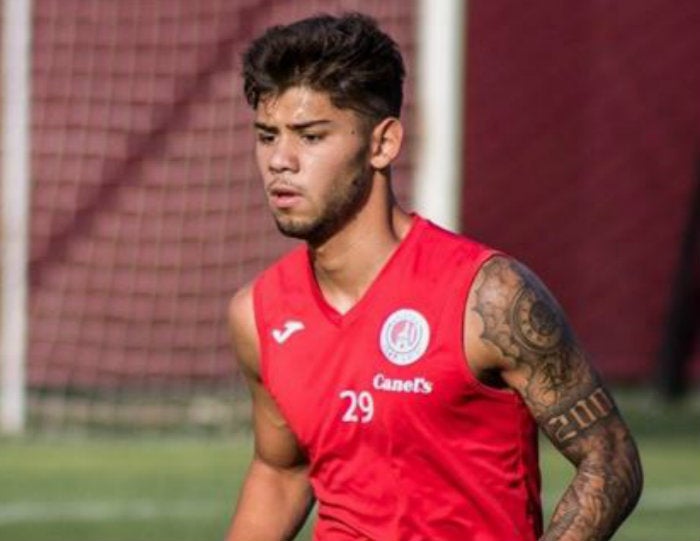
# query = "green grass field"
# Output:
<box><xmin>0</xmin><ymin>389</ymin><xmax>698</xmax><ymax>541</ymax></box>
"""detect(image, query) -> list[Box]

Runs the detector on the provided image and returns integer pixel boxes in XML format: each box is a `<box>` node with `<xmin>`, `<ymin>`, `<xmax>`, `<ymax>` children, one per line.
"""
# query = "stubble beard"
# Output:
<box><xmin>273</xmin><ymin>168</ymin><xmax>373</xmax><ymax>247</ymax></box>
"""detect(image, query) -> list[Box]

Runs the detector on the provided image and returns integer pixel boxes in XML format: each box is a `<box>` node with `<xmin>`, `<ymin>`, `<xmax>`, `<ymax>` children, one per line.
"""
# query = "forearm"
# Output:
<box><xmin>226</xmin><ymin>458</ymin><xmax>314</xmax><ymax>541</ymax></box>
<box><xmin>541</xmin><ymin>436</ymin><xmax>642</xmax><ymax>541</ymax></box>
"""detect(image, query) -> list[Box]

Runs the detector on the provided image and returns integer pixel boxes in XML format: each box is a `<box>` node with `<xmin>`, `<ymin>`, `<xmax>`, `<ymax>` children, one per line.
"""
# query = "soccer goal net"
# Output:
<box><xmin>17</xmin><ymin>0</ymin><xmax>416</xmax><ymax>433</ymax></box>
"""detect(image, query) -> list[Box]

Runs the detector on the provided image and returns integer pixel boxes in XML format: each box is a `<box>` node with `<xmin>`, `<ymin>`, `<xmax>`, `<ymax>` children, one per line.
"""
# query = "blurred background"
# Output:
<box><xmin>0</xmin><ymin>1</ymin><xmax>698</xmax><ymax>540</ymax></box>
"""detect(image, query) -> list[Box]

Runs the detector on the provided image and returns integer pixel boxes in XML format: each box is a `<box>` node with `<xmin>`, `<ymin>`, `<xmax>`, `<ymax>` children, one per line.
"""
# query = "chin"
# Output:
<box><xmin>275</xmin><ymin>215</ymin><xmax>341</xmax><ymax>246</ymax></box>
<box><xmin>274</xmin><ymin>216</ymin><xmax>317</xmax><ymax>240</ymax></box>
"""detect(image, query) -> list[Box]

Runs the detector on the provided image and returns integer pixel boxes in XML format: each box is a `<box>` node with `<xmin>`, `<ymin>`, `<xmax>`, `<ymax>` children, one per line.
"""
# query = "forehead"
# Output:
<box><xmin>256</xmin><ymin>86</ymin><xmax>359</xmax><ymax>126</ymax></box>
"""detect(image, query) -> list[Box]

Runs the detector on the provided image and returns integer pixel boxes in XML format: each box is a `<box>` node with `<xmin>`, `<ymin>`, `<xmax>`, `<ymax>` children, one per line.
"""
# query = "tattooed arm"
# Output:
<box><xmin>465</xmin><ymin>256</ymin><xmax>643</xmax><ymax>541</ymax></box>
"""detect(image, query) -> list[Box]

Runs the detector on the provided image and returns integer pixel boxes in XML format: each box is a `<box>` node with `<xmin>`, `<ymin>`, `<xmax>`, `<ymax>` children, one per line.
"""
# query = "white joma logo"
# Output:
<box><xmin>272</xmin><ymin>320</ymin><xmax>305</xmax><ymax>344</ymax></box>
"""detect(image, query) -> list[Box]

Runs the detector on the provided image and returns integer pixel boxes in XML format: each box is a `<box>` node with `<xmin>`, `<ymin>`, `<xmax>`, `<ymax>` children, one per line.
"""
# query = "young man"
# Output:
<box><xmin>226</xmin><ymin>13</ymin><xmax>642</xmax><ymax>541</ymax></box>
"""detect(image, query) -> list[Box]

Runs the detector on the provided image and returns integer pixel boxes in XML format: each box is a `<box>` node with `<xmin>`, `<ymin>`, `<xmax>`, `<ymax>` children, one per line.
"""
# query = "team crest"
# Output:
<box><xmin>379</xmin><ymin>309</ymin><xmax>430</xmax><ymax>366</ymax></box>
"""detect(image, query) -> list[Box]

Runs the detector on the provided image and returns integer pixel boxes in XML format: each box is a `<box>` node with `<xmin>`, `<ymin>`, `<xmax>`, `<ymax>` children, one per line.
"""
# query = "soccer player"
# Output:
<box><xmin>226</xmin><ymin>13</ymin><xmax>642</xmax><ymax>541</ymax></box>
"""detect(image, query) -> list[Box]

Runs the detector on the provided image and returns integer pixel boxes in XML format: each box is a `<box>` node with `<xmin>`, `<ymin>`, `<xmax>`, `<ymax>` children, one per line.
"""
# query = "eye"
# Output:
<box><xmin>301</xmin><ymin>133</ymin><xmax>324</xmax><ymax>144</ymax></box>
<box><xmin>256</xmin><ymin>132</ymin><xmax>275</xmax><ymax>145</ymax></box>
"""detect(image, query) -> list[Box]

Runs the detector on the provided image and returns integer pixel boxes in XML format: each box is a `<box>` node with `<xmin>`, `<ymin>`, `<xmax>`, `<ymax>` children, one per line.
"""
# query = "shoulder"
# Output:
<box><xmin>228</xmin><ymin>246</ymin><xmax>307</xmax><ymax>378</ymax></box>
<box><xmin>471</xmin><ymin>254</ymin><xmax>562</xmax><ymax>324</ymax></box>
<box><xmin>415</xmin><ymin>219</ymin><xmax>499</xmax><ymax>277</ymax></box>
<box><xmin>470</xmin><ymin>255</ymin><xmax>541</xmax><ymax>309</ymax></box>
<box><xmin>228</xmin><ymin>281</ymin><xmax>261</xmax><ymax>379</ymax></box>
<box><xmin>228</xmin><ymin>281</ymin><xmax>255</xmax><ymax>331</ymax></box>
<box><xmin>420</xmin><ymin>219</ymin><xmax>492</xmax><ymax>254</ymax></box>
<box><xmin>465</xmin><ymin>254</ymin><xmax>569</xmax><ymax>374</ymax></box>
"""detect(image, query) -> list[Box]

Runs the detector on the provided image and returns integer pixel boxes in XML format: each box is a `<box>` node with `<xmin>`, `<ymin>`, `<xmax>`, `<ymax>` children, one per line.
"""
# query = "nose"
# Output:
<box><xmin>268</xmin><ymin>136</ymin><xmax>299</xmax><ymax>174</ymax></box>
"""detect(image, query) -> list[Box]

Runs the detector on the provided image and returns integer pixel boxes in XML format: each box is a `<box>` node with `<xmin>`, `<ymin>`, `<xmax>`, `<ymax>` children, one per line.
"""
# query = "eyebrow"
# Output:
<box><xmin>254</xmin><ymin>119</ymin><xmax>332</xmax><ymax>132</ymax></box>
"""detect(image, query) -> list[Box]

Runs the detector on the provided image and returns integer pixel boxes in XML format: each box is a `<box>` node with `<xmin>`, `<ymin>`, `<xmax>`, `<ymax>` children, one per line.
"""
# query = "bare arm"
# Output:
<box><xmin>225</xmin><ymin>284</ymin><xmax>314</xmax><ymax>541</ymax></box>
<box><xmin>466</xmin><ymin>256</ymin><xmax>643</xmax><ymax>541</ymax></box>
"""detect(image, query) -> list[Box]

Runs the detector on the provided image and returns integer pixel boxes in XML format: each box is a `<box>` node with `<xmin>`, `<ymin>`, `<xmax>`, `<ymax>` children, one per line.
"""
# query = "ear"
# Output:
<box><xmin>369</xmin><ymin>117</ymin><xmax>404</xmax><ymax>170</ymax></box>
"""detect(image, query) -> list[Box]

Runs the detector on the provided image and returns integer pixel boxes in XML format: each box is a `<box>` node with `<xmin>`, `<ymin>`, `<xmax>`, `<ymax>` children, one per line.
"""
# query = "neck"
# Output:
<box><xmin>309</xmin><ymin>175</ymin><xmax>413</xmax><ymax>314</ymax></box>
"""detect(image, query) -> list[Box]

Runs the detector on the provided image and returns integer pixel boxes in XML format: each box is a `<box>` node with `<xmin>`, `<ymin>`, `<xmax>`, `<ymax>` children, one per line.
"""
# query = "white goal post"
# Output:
<box><xmin>1</xmin><ymin>0</ymin><xmax>32</xmax><ymax>434</ymax></box>
<box><xmin>413</xmin><ymin>0</ymin><xmax>467</xmax><ymax>232</ymax></box>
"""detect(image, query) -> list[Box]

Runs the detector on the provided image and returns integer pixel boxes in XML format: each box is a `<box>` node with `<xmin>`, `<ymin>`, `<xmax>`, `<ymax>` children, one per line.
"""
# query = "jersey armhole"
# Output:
<box><xmin>457</xmin><ymin>250</ymin><xmax>520</xmax><ymax>401</ymax></box>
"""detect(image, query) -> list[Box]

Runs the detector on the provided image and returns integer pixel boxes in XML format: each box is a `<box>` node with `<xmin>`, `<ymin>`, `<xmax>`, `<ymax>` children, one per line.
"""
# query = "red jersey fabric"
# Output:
<box><xmin>253</xmin><ymin>215</ymin><xmax>543</xmax><ymax>541</ymax></box>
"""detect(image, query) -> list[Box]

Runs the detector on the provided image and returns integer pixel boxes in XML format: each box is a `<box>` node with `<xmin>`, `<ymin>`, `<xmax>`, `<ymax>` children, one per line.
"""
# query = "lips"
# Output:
<box><xmin>268</xmin><ymin>182</ymin><xmax>303</xmax><ymax>209</ymax></box>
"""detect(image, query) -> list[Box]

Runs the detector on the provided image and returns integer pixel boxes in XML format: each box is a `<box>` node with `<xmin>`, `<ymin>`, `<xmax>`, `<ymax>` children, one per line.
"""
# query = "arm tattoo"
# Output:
<box><xmin>473</xmin><ymin>257</ymin><xmax>642</xmax><ymax>541</ymax></box>
<box><xmin>547</xmin><ymin>387</ymin><xmax>614</xmax><ymax>444</ymax></box>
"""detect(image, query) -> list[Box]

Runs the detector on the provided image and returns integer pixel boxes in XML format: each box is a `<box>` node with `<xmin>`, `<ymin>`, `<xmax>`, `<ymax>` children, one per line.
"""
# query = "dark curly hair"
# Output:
<box><xmin>242</xmin><ymin>13</ymin><xmax>405</xmax><ymax>124</ymax></box>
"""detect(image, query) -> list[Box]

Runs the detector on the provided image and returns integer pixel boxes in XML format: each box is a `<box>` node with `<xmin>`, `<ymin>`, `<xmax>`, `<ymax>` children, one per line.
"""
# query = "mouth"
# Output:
<box><xmin>268</xmin><ymin>183</ymin><xmax>303</xmax><ymax>210</ymax></box>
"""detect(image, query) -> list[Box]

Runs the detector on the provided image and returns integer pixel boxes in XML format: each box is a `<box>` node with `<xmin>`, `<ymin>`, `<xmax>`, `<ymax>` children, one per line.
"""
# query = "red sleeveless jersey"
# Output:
<box><xmin>253</xmin><ymin>216</ymin><xmax>542</xmax><ymax>541</ymax></box>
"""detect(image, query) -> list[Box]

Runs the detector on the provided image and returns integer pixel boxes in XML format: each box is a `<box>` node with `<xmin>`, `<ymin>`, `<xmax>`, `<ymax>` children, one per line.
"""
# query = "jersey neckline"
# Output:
<box><xmin>304</xmin><ymin>214</ymin><xmax>427</xmax><ymax>327</ymax></box>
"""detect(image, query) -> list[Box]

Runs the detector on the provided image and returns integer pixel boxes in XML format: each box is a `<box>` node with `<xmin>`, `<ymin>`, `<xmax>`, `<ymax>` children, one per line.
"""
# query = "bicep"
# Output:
<box><xmin>467</xmin><ymin>256</ymin><xmax>629</xmax><ymax>461</ymax></box>
<box><xmin>228</xmin><ymin>286</ymin><xmax>308</xmax><ymax>470</ymax></box>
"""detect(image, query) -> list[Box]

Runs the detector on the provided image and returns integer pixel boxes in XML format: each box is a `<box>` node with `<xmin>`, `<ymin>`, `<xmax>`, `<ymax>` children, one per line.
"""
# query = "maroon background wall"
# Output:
<box><xmin>465</xmin><ymin>1</ymin><xmax>700</xmax><ymax>381</ymax></box>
